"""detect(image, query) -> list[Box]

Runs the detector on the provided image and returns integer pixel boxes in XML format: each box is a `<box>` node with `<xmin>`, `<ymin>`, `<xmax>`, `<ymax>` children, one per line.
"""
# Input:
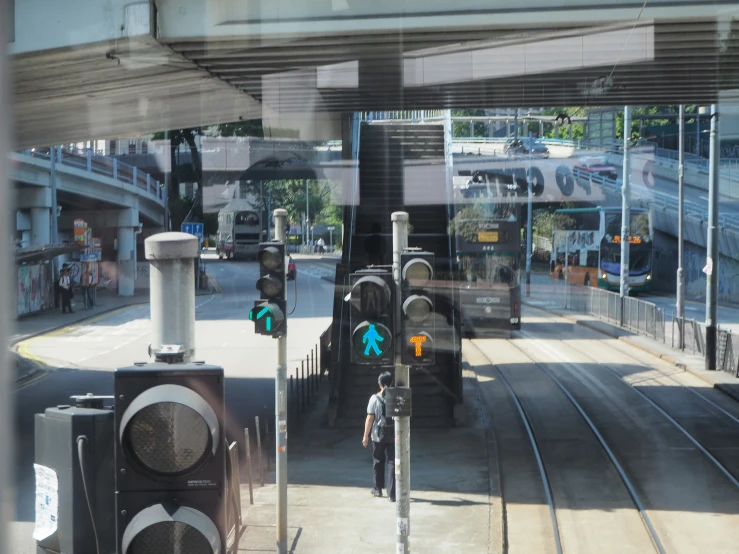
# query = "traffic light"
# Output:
<box><xmin>250</xmin><ymin>241</ymin><xmax>287</xmax><ymax>337</ymax></box>
<box><xmin>114</xmin><ymin>361</ymin><xmax>227</xmax><ymax>553</ymax></box>
<box><xmin>400</xmin><ymin>251</ymin><xmax>435</xmax><ymax>365</ymax></box>
<box><xmin>349</xmin><ymin>269</ymin><xmax>394</xmax><ymax>365</ymax></box>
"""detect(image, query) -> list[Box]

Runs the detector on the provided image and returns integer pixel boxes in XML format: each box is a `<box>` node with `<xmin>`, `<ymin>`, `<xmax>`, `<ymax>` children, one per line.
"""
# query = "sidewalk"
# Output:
<box><xmin>236</xmin><ymin>382</ymin><xmax>497</xmax><ymax>554</ymax></box>
<box><xmin>11</xmin><ymin>280</ymin><xmax>217</xmax><ymax>382</ymax></box>
<box><xmin>523</xmin><ymin>300</ymin><xmax>739</xmax><ymax>402</ymax></box>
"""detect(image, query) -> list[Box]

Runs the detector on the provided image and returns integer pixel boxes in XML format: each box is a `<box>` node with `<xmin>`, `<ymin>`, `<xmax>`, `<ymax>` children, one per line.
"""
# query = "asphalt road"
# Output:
<box><xmin>9</xmin><ymin>255</ymin><xmax>337</xmax><ymax>552</ymax></box>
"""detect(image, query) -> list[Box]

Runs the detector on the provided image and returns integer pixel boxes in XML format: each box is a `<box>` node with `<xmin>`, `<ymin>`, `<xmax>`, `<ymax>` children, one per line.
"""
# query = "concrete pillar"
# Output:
<box><xmin>30</xmin><ymin>207</ymin><xmax>51</xmax><ymax>246</ymax></box>
<box><xmin>117</xmin><ymin>207</ymin><xmax>139</xmax><ymax>297</ymax></box>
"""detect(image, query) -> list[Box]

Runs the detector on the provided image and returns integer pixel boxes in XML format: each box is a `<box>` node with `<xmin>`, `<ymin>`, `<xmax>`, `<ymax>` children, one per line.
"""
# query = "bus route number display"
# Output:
<box><xmin>478</xmin><ymin>231</ymin><xmax>500</xmax><ymax>243</ymax></box>
<box><xmin>611</xmin><ymin>235</ymin><xmax>642</xmax><ymax>244</ymax></box>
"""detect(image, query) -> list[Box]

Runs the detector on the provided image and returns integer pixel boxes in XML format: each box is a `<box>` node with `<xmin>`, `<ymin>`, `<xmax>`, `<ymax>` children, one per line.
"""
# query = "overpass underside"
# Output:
<box><xmin>10</xmin><ymin>1</ymin><xmax>739</xmax><ymax>147</ymax></box>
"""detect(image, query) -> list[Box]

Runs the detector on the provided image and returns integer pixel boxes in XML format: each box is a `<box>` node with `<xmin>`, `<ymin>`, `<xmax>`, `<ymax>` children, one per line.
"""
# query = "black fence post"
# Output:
<box><xmin>301</xmin><ymin>361</ymin><xmax>306</xmax><ymax>412</ymax></box>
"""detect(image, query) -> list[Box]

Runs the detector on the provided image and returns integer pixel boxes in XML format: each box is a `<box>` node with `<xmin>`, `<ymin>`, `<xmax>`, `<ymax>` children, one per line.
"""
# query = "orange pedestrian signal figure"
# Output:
<box><xmin>410</xmin><ymin>334</ymin><xmax>427</xmax><ymax>357</ymax></box>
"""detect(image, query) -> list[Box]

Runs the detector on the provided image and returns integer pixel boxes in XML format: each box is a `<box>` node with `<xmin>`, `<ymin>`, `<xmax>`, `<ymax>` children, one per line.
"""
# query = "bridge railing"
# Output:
<box><xmin>24</xmin><ymin>147</ymin><xmax>164</xmax><ymax>204</ymax></box>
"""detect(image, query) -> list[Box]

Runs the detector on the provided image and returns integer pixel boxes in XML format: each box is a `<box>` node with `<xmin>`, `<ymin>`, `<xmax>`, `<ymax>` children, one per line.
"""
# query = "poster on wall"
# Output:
<box><xmin>17</xmin><ymin>266</ymin><xmax>29</xmax><ymax>315</ymax></box>
<box><xmin>74</xmin><ymin>219</ymin><xmax>87</xmax><ymax>245</ymax></box>
<box><xmin>30</xmin><ymin>264</ymin><xmax>41</xmax><ymax>312</ymax></box>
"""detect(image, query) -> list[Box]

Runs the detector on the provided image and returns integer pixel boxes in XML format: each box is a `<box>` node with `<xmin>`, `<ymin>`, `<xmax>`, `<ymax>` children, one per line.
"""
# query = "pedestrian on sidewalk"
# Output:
<box><xmin>362</xmin><ymin>371</ymin><xmax>396</xmax><ymax>501</ymax></box>
<box><xmin>54</xmin><ymin>263</ymin><xmax>69</xmax><ymax>308</ymax></box>
<box><xmin>59</xmin><ymin>268</ymin><xmax>75</xmax><ymax>314</ymax></box>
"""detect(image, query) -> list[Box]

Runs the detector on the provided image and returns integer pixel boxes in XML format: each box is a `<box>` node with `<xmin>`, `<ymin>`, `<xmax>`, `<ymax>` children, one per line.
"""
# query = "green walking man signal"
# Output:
<box><xmin>348</xmin><ymin>270</ymin><xmax>394</xmax><ymax>365</ymax></box>
<box><xmin>362</xmin><ymin>323</ymin><xmax>385</xmax><ymax>356</ymax></box>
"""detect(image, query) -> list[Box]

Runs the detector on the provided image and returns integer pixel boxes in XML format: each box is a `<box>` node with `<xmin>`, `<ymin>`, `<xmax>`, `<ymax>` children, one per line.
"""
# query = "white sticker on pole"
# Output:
<box><xmin>703</xmin><ymin>257</ymin><xmax>713</xmax><ymax>276</ymax></box>
<box><xmin>396</xmin><ymin>545</ymin><xmax>406</xmax><ymax>554</ymax></box>
<box><xmin>397</xmin><ymin>518</ymin><xmax>409</xmax><ymax>536</ymax></box>
<box><xmin>33</xmin><ymin>463</ymin><xmax>59</xmax><ymax>541</ymax></box>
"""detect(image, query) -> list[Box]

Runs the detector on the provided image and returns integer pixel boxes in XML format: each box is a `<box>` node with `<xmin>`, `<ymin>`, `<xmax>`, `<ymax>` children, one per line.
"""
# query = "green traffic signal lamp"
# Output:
<box><xmin>249</xmin><ymin>301</ymin><xmax>286</xmax><ymax>336</ymax></box>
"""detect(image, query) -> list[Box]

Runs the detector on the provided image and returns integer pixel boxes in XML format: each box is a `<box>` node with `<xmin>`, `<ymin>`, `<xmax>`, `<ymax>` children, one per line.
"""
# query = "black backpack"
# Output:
<box><xmin>374</xmin><ymin>394</ymin><xmax>394</xmax><ymax>442</ymax></box>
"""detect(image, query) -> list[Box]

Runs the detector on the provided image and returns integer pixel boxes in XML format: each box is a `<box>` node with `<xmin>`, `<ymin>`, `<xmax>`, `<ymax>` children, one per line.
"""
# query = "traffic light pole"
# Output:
<box><xmin>706</xmin><ymin>106</ymin><xmax>720</xmax><ymax>370</ymax></box>
<box><xmin>391</xmin><ymin>211</ymin><xmax>411</xmax><ymax>554</ymax></box>
<box><xmin>620</xmin><ymin>106</ymin><xmax>632</xmax><ymax>325</ymax></box>
<box><xmin>273</xmin><ymin>208</ymin><xmax>289</xmax><ymax>553</ymax></box>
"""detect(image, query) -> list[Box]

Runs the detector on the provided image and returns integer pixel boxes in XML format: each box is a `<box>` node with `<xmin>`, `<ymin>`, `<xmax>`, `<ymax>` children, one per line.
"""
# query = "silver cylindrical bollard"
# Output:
<box><xmin>145</xmin><ymin>232</ymin><xmax>198</xmax><ymax>361</ymax></box>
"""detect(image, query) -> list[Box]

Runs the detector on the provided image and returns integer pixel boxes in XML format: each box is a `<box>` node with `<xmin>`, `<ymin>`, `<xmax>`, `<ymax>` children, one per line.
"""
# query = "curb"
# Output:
<box><xmin>11</xmin><ymin>301</ymin><xmax>149</xmax><ymax>348</ymax></box>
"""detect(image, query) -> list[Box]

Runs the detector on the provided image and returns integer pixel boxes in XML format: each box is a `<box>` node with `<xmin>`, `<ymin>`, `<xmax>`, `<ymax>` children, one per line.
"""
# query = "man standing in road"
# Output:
<box><xmin>362</xmin><ymin>371</ymin><xmax>396</xmax><ymax>501</ymax></box>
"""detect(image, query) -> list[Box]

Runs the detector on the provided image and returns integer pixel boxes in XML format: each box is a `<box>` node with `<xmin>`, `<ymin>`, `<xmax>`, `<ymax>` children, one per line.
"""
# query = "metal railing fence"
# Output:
<box><xmin>530</xmin><ymin>275</ymin><xmax>738</xmax><ymax>376</ymax></box>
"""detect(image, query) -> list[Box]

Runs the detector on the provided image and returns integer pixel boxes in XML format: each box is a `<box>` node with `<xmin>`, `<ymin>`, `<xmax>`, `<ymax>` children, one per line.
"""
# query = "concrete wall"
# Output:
<box><xmin>157</xmin><ymin>0</ymin><xmax>725</xmax><ymax>39</ymax></box>
<box><xmin>652</xmin><ymin>230</ymin><xmax>739</xmax><ymax>304</ymax></box>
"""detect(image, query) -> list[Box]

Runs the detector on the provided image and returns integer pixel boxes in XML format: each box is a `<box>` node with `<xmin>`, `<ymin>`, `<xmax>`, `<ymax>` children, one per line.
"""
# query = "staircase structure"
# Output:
<box><xmin>328</xmin><ymin>121</ymin><xmax>462</xmax><ymax>428</ymax></box>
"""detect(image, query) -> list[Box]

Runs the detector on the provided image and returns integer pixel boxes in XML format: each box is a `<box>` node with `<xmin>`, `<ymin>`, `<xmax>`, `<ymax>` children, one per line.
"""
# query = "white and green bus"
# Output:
<box><xmin>549</xmin><ymin>206</ymin><xmax>653</xmax><ymax>293</ymax></box>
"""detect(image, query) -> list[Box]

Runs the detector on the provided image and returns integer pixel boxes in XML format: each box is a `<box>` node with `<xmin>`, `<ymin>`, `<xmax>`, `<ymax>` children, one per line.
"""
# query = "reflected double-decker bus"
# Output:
<box><xmin>451</xmin><ymin>192</ymin><xmax>522</xmax><ymax>334</ymax></box>
<box><xmin>549</xmin><ymin>206</ymin><xmax>653</xmax><ymax>293</ymax></box>
<box><xmin>216</xmin><ymin>201</ymin><xmax>263</xmax><ymax>260</ymax></box>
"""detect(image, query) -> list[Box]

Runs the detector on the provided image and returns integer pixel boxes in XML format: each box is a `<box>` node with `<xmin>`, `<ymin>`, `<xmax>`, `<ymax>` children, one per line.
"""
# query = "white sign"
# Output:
<box><xmin>33</xmin><ymin>464</ymin><xmax>59</xmax><ymax>541</ymax></box>
<box><xmin>703</xmin><ymin>257</ymin><xmax>713</xmax><ymax>276</ymax></box>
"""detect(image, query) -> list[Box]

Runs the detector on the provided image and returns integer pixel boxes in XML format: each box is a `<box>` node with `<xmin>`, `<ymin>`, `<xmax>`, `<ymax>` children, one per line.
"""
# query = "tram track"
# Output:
<box><xmin>468</xmin><ymin>339</ymin><xmax>666</xmax><ymax>554</ymax></box>
<box><xmin>517</xmin><ymin>319</ymin><xmax>739</xmax><ymax>491</ymax></box>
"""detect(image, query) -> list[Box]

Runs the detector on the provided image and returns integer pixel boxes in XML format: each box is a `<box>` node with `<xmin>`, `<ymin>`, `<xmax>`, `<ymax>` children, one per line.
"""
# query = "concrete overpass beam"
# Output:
<box><xmin>30</xmin><ymin>208</ymin><xmax>51</xmax><ymax>246</ymax></box>
<box><xmin>16</xmin><ymin>187</ymin><xmax>53</xmax><ymax>246</ymax></box>
<box><xmin>117</xmin><ymin>207</ymin><xmax>139</xmax><ymax>297</ymax></box>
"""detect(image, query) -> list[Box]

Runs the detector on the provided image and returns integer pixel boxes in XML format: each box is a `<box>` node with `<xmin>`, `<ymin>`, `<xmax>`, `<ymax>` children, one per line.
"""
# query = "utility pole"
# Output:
<box><xmin>677</xmin><ymin>105</ymin><xmax>685</xmax><ymax>349</ymax></box>
<box><xmin>273</xmin><ymin>208</ymin><xmax>289</xmax><ymax>552</ymax></box>
<box><xmin>50</xmin><ymin>146</ymin><xmax>59</xmax><ymax>245</ymax></box>
<box><xmin>525</xmin><ymin>158</ymin><xmax>533</xmax><ymax>298</ymax></box>
<box><xmin>705</xmin><ymin>105</ymin><xmax>720</xmax><ymax>370</ymax></box>
<box><xmin>305</xmin><ymin>179</ymin><xmax>310</xmax><ymax>250</ymax></box>
<box><xmin>620</xmin><ymin>106</ymin><xmax>632</xmax><ymax>324</ymax></box>
<box><xmin>391</xmin><ymin>211</ymin><xmax>411</xmax><ymax>554</ymax></box>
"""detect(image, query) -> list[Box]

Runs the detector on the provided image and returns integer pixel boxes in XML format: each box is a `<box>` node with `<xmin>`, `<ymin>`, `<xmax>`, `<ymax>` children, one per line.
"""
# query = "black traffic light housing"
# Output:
<box><xmin>400</xmin><ymin>251</ymin><xmax>435</xmax><ymax>365</ymax></box>
<box><xmin>349</xmin><ymin>269</ymin><xmax>395</xmax><ymax>365</ymax></box>
<box><xmin>250</xmin><ymin>242</ymin><xmax>287</xmax><ymax>337</ymax></box>
<box><xmin>114</xmin><ymin>362</ymin><xmax>227</xmax><ymax>554</ymax></box>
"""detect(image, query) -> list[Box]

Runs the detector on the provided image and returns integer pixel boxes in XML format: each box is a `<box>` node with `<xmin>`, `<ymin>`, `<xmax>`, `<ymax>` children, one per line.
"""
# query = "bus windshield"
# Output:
<box><xmin>460</xmin><ymin>254</ymin><xmax>519</xmax><ymax>285</ymax></box>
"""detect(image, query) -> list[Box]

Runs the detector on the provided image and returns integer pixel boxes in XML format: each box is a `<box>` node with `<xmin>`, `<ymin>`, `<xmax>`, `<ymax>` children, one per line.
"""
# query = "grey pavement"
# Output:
<box><xmin>235</xmin><ymin>377</ymin><xmax>496</xmax><ymax>554</ymax></box>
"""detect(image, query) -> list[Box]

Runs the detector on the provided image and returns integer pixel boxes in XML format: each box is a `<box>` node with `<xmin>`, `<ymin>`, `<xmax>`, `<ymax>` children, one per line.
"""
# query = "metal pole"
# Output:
<box><xmin>525</xmin><ymin>166</ymin><xmax>533</xmax><ymax>298</ymax></box>
<box><xmin>391</xmin><ymin>211</ymin><xmax>410</xmax><ymax>554</ymax></box>
<box><xmin>677</xmin><ymin>105</ymin><xmax>686</xmax><ymax>349</ymax></box>
<box><xmin>705</xmin><ymin>105</ymin><xmax>720</xmax><ymax>370</ymax></box>
<box><xmin>50</xmin><ymin>146</ymin><xmax>59</xmax><ymax>245</ymax></box>
<box><xmin>305</xmin><ymin>180</ymin><xmax>310</xmax><ymax>250</ymax></box>
<box><xmin>164</xmin><ymin>130</ymin><xmax>170</xmax><ymax>231</ymax></box>
<box><xmin>0</xmin><ymin>18</ymin><xmax>12</xmax><ymax>552</ymax></box>
<box><xmin>620</xmin><ymin>106</ymin><xmax>632</xmax><ymax>325</ymax></box>
<box><xmin>273</xmin><ymin>208</ymin><xmax>289</xmax><ymax>552</ymax></box>
<box><xmin>144</xmin><ymin>233</ymin><xmax>198</xmax><ymax>361</ymax></box>
<box><xmin>255</xmin><ymin>416</ymin><xmax>264</xmax><ymax>487</ymax></box>
<box><xmin>244</xmin><ymin>428</ymin><xmax>254</xmax><ymax>505</ymax></box>
<box><xmin>513</xmin><ymin>109</ymin><xmax>519</xmax><ymax>141</ymax></box>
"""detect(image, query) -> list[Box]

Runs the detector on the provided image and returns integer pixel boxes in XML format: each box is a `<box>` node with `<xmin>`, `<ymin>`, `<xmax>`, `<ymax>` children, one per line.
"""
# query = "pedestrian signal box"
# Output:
<box><xmin>400</xmin><ymin>251</ymin><xmax>435</xmax><ymax>365</ymax></box>
<box><xmin>349</xmin><ymin>270</ymin><xmax>394</xmax><ymax>365</ymax></box>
